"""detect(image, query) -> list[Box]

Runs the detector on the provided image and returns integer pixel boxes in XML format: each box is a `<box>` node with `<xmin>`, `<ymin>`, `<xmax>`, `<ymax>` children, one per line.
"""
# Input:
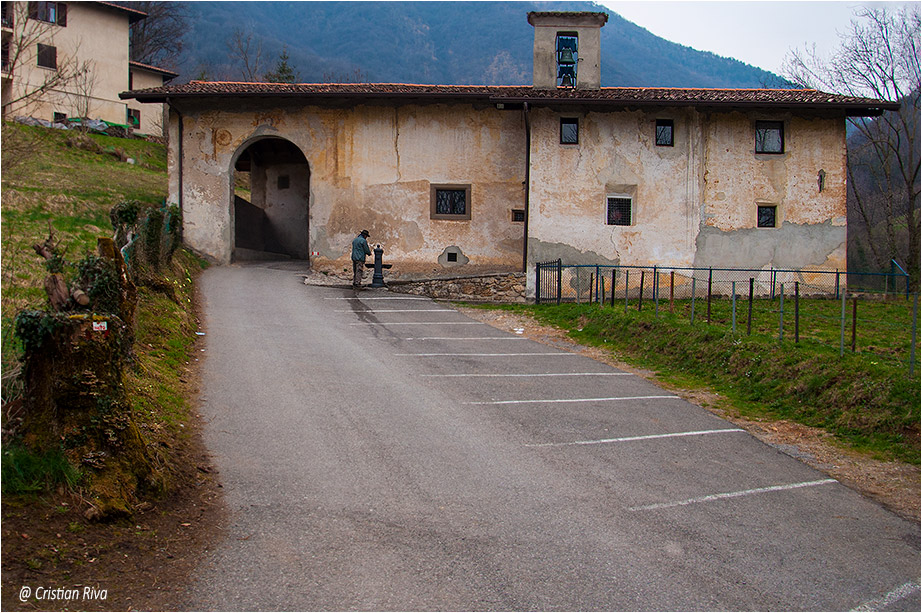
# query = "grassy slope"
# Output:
<box><xmin>1</xmin><ymin>121</ymin><xmax>204</xmax><ymax>492</ymax></box>
<box><xmin>473</xmin><ymin>301</ymin><xmax>920</xmax><ymax>464</ymax></box>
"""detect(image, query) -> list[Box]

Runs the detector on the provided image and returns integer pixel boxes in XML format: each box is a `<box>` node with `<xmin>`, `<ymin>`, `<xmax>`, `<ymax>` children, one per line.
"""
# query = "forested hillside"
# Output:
<box><xmin>175</xmin><ymin>1</ymin><xmax>788</xmax><ymax>88</ymax></box>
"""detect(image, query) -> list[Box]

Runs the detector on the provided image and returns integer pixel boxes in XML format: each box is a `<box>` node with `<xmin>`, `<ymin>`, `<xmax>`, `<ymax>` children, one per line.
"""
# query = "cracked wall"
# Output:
<box><xmin>170</xmin><ymin>101</ymin><xmax>526</xmax><ymax>271</ymax></box>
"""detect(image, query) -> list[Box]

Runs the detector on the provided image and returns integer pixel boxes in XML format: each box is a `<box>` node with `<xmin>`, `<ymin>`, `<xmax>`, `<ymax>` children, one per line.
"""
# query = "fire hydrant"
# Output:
<box><xmin>370</xmin><ymin>244</ymin><xmax>387</xmax><ymax>288</ymax></box>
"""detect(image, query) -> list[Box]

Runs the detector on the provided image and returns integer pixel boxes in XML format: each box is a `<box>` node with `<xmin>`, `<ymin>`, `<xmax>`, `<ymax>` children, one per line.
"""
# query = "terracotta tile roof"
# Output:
<box><xmin>129</xmin><ymin>61</ymin><xmax>179</xmax><ymax>80</ymax></box>
<box><xmin>121</xmin><ymin>81</ymin><xmax>899</xmax><ymax>114</ymax></box>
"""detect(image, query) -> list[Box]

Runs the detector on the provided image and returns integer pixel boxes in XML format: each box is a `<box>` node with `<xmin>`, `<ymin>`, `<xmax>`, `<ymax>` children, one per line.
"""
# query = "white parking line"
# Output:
<box><xmin>350</xmin><ymin>322</ymin><xmax>482</xmax><ymax>326</ymax></box>
<box><xmin>336</xmin><ymin>309</ymin><xmax>455</xmax><ymax>313</ymax></box>
<box><xmin>401</xmin><ymin>337</ymin><xmax>526</xmax><ymax>341</ymax></box>
<box><xmin>398</xmin><ymin>352</ymin><xmax>577</xmax><ymax>357</ymax></box>
<box><xmin>851</xmin><ymin>581</ymin><xmax>921</xmax><ymax>611</ymax></box>
<box><xmin>465</xmin><ymin>395</ymin><xmax>679</xmax><ymax>405</ymax></box>
<box><xmin>525</xmin><ymin>428</ymin><xmax>745</xmax><ymax>448</ymax></box>
<box><xmin>421</xmin><ymin>372</ymin><xmax>632</xmax><ymax>378</ymax></box>
<box><xmin>628</xmin><ymin>479</ymin><xmax>838</xmax><ymax>512</ymax></box>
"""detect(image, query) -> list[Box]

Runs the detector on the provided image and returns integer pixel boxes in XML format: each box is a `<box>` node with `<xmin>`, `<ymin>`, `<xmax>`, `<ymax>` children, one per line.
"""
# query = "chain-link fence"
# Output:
<box><xmin>535</xmin><ymin>261</ymin><xmax>919</xmax><ymax>371</ymax></box>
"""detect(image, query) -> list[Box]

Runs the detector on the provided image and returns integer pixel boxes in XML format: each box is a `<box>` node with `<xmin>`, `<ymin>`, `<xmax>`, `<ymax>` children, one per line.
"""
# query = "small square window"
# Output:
<box><xmin>511</xmin><ymin>209</ymin><xmax>525</xmax><ymax>223</ymax></box>
<box><xmin>607</xmin><ymin>197</ymin><xmax>632</xmax><ymax>226</ymax></box>
<box><xmin>37</xmin><ymin>43</ymin><xmax>56</xmax><ymax>69</ymax></box>
<box><xmin>757</xmin><ymin>205</ymin><xmax>777</xmax><ymax>228</ymax></box>
<box><xmin>430</xmin><ymin>184</ymin><xmax>471</xmax><ymax>220</ymax></box>
<box><xmin>127</xmin><ymin>108</ymin><xmax>140</xmax><ymax>127</ymax></box>
<box><xmin>560</xmin><ymin>117</ymin><xmax>579</xmax><ymax>145</ymax></box>
<box><xmin>53</xmin><ymin>111</ymin><xmax>66</xmax><ymax>124</ymax></box>
<box><xmin>447</xmin><ymin>252</ymin><xmax>458</xmax><ymax>262</ymax></box>
<box><xmin>277</xmin><ymin>175</ymin><xmax>290</xmax><ymax>190</ymax></box>
<box><xmin>755</xmin><ymin>121</ymin><xmax>784</xmax><ymax>154</ymax></box>
<box><xmin>655</xmin><ymin>119</ymin><xmax>674</xmax><ymax>147</ymax></box>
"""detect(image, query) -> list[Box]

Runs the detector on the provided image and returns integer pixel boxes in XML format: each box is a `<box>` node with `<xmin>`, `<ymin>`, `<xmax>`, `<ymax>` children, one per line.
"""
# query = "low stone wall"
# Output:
<box><xmin>392</xmin><ymin>273</ymin><xmax>527</xmax><ymax>303</ymax></box>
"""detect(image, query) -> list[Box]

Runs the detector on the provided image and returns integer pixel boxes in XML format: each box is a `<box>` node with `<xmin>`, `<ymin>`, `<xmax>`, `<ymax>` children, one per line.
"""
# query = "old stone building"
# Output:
<box><xmin>121</xmin><ymin>11</ymin><xmax>897</xmax><ymax>295</ymax></box>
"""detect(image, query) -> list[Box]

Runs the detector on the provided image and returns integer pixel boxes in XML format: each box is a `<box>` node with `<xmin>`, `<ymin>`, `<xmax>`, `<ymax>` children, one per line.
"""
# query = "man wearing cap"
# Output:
<box><xmin>351</xmin><ymin>230</ymin><xmax>372</xmax><ymax>288</ymax></box>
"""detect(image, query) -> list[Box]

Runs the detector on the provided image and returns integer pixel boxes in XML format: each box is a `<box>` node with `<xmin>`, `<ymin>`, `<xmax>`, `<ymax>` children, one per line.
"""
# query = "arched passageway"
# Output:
<box><xmin>232</xmin><ymin>138</ymin><xmax>310</xmax><ymax>261</ymax></box>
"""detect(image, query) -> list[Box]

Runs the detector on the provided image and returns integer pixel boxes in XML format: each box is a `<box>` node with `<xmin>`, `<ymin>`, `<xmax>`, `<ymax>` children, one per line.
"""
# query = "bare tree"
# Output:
<box><xmin>69</xmin><ymin>60</ymin><xmax>97</xmax><ymax>123</ymax></box>
<box><xmin>784</xmin><ymin>5</ymin><xmax>921</xmax><ymax>288</ymax></box>
<box><xmin>122</xmin><ymin>1</ymin><xmax>188</xmax><ymax>68</ymax></box>
<box><xmin>226</xmin><ymin>27</ymin><xmax>264</xmax><ymax>82</ymax></box>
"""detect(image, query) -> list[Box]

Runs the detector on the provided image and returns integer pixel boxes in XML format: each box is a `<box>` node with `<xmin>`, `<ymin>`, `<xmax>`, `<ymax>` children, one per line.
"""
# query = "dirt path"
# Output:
<box><xmin>456</xmin><ymin>306</ymin><xmax>921</xmax><ymax>523</ymax></box>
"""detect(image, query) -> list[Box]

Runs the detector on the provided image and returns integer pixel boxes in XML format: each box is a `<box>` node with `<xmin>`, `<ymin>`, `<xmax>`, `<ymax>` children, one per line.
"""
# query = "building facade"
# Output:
<box><xmin>122</xmin><ymin>11</ymin><xmax>897</xmax><ymax>295</ymax></box>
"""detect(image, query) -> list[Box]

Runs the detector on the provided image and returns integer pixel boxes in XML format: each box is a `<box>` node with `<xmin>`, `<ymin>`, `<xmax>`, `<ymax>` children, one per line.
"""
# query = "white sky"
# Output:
<box><xmin>599</xmin><ymin>1</ymin><xmax>916</xmax><ymax>75</ymax></box>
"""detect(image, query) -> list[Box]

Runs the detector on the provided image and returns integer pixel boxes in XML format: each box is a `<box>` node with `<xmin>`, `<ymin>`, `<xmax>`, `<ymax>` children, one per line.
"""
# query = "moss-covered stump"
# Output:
<box><xmin>14</xmin><ymin>312</ymin><xmax>162</xmax><ymax>520</ymax></box>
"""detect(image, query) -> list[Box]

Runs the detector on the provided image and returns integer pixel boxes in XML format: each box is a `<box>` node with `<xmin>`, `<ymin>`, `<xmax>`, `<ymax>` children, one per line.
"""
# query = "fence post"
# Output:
<box><xmin>835</xmin><ymin>269</ymin><xmax>840</xmax><ymax>301</ymax></box>
<box><xmin>611</xmin><ymin>269</ymin><xmax>616</xmax><ymax>308</ymax></box>
<box><xmin>601</xmin><ymin>275</ymin><xmax>606</xmax><ymax>305</ymax></box>
<box><xmin>748</xmin><ymin>277</ymin><xmax>754</xmax><ymax>336</ymax></box>
<box><xmin>839</xmin><ymin>290</ymin><xmax>846</xmax><ymax>356</ymax></box>
<box><xmin>655</xmin><ymin>269</ymin><xmax>660</xmax><ymax>317</ymax></box>
<box><xmin>638</xmin><ymin>271</ymin><xmax>645</xmax><ymax>311</ymax></box>
<box><xmin>852</xmin><ymin>297</ymin><xmax>858</xmax><ymax>352</ymax></box>
<box><xmin>732</xmin><ymin>281</ymin><xmax>737</xmax><ymax>334</ymax></box>
<box><xmin>624</xmin><ymin>270</ymin><xmax>629</xmax><ymax>313</ymax></box>
<box><xmin>556</xmin><ymin>259</ymin><xmax>562</xmax><ymax>305</ymax></box>
<box><xmin>589</xmin><ymin>273</ymin><xmax>594</xmax><ymax>304</ymax></box>
<box><xmin>779</xmin><ymin>283</ymin><xmax>785</xmax><ymax>341</ymax></box>
<box><xmin>691</xmin><ymin>277</ymin><xmax>696</xmax><ymax>324</ymax></box>
<box><xmin>707</xmin><ymin>268</ymin><xmax>713</xmax><ymax>324</ymax></box>
<box><xmin>771</xmin><ymin>267</ymin><xmax>776</xmax><ymax>301</ymax></box>
<box><xmin>576</xmin><ymin>268</ymin><xmax>581</xmax><ymax>304</ymax></box>
<box><xmin>670</xmin><ymin>271</ymin><xmax>675</xmax><ymax>313</ymax></box>
<box><xmin>795</xmin><ymin>281</ymin><xmax>800</xmax><ymax>344</ymax></box>
<box><xmin>535</xmin><ymin>263</ymin><xmax>541</xmax><ymax>305</ymax></box>
<box><xmin>911</xmin><ymin>296</ymin><xmax>918</xmax><ymax>372</ymax></box>
<box><xmin>595</xmin><ymin>265</ymin><xmax>600</xmax><ymax>304</ymax></box>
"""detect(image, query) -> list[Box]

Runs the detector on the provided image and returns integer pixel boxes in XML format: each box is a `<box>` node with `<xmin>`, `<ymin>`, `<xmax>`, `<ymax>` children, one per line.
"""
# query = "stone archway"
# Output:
<box><xmin>232</xmin><ymin>137</ymin><xmax>310</xmax><ymax>261</ymax></box>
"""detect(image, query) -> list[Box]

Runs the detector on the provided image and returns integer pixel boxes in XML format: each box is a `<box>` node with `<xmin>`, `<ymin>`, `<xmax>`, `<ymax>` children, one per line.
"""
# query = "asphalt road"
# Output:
<box><xmin>184</xmin><ymin>263</ymin><xmax>920</xmax><ymax>611</ymax></box>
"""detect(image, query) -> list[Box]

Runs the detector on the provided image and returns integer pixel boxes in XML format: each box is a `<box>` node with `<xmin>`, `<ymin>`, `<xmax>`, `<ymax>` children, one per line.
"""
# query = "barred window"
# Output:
<box><xmin>560</xmin><ymin>117</ymin><xmax>579</xmax><ymax>144</ymax></box>
<box><xmin>607</xmin><ymin>197</ymin><xmax>632</xmax><ymax>226</ymax></box>
<box><xmin>757</xmin><ymin>205</ymin><xmax>777</xmax><ymax>228</ymax></box>
<box><xmin>430</xmin><ymin>185</ymin><xmax>471</xmax><ymax>220</ymax></box>
<box><xmin>655</xmin><ymin>119</ymin><xmax>674</xmax><ymax>147</ymax></box>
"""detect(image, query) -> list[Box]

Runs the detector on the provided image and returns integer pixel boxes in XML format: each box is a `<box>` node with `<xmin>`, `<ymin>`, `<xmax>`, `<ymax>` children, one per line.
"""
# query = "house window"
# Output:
<box><xmin>607</xmin><ymin>197</ymin><xmax>632</xmax><ymax>226</ymax></box>
<box><xmin>757</xmin><ymin>205</ymin><xmax>777</xmax><ymax>228</ymax></box>
<box><xmin>127</xmin><ymin>108</ymin><xmax>140</xmax><ymax>127</ymax></box>
<box><xmin>36</xmin><ymin>43</ymin><xmax>56</xmax><ymax>69</ymax></box>
<box><xmin>560</xmin><ymin>117</ymin><xmax>578</xmax><ymax>144</ymax></box>
<box><xmin>430</xmin><ymin>184</ymin><xmax>471</xmax><ymax>220</ymax></box>
<box><xmin>556</xmin><ymin>33</ymin><xmax>578</xmax><ymax>88</ymax></box>
<box><xmin>655</xmin><ymin>119</ymin><xmax>674</xmax><ymax>147</ymax></box>
<box><xmin>1</xmin><ymin>40</ymin><xmax>10</xmax><ymax>73</ymax></box>
<box><xmin>29</xmin><ymin>2</ymin><xmax>67</xmax><ymax>26</ymax></box>
<box><xmin>511</xmin><ymin>209</ymin><xmax>525</xmax><ymax>223</ymax></box>
<box><xmin>53</xmin><ymin>111</ymin><xmax>66</xmax><ymax>123</ymax></box>
<box><xmin>1</xmin><ymin>3</ymin><xmax>14</xmax><ymax>28</ymax></box>
<box><xmin>755</xmin><ymin>121</ymin><xmax>784</xmax><ymax>154</ymax></box>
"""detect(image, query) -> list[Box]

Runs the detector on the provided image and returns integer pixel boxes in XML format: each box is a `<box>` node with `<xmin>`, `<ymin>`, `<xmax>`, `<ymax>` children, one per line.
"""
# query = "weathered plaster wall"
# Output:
<box><xmin>170</xmin><ymin>102</ymin><xmax>526</xmax><ymax>271</ymax></box>
<box><xmin>525</xmin><ymin>107</ymin><xmax>848</xmax><ymax>297</ymax></box>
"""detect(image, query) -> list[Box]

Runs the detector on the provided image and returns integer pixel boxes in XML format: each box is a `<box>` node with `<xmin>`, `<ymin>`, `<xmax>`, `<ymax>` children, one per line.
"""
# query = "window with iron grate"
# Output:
<box><xmin>607</xmin><ymin>197</ymin><xmax>632</xmax><ymax>226</ymax></box>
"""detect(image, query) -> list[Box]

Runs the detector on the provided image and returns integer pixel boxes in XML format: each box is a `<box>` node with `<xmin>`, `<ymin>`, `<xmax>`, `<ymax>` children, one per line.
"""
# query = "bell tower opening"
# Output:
<box><xmin>232</xmin><ymin>138</ymin><xmax>310</xmax><ymax>261</ymax></box>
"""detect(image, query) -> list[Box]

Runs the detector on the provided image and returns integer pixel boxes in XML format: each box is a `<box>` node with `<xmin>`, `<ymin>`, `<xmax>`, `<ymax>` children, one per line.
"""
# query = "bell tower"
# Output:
<box><xmin>528</xmin><ymin>12</ymin><xmax>608</xmax><ymax>90</ymax></box>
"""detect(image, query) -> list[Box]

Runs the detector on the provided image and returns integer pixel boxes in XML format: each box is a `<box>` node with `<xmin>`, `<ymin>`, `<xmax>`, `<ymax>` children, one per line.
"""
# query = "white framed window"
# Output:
<box><xmin>606</xmin><ymin>196</ymin><xmax>633</xmax><ymax>226</ymax></box>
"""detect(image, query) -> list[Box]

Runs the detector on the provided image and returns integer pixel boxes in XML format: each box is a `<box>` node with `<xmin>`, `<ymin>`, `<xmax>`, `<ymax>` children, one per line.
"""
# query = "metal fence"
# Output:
<box><xmin>534</xmin><ymin>261</ymin><xmax>919</xmax><ymax>371</ymax></box>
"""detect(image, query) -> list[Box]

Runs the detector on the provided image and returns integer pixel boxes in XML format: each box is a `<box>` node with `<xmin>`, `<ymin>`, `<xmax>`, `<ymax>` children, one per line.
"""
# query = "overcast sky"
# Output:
<box><xmin>599</xmin><ymin>1</ymin><xmax>915</xmax><ymax>76</ymax></box>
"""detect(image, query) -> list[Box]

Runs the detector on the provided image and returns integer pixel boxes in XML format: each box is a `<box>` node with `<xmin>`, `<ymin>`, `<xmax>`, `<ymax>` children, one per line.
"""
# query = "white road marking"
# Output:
<box><xmin>336</xmin><ymin>309</ymin><xmax>455</xmax><ymax>313</ymax></box>
<box><xmin>465</xmin><ymin>395</ymin><xmax>679</xmax><ymax>405</ymax></box>
<box><xmin>400</xmin><ymin>337</ymin><xmax>526</xmax><ymax>341</ymax></box>
<box><xmin>421</xmin><ymin>372</ymin><xmax>632</xmax><ymax>378</ymax></box>
<box><xmin>851</xmin><ymin>581</ymin><xmax>921</xmax><ymax>611</ymax></box>
<box><xmin>525</xmin><ymin>428</ymin><xmax>745</xmax><ymax>448</ymax></box>
<box><xmin>398</xmin><ymin>352</ymin><xmax>577</xmax><ymax>357</ymax></box>
<box><xmin>628</xmin><ymin>479</ymin><xmax>838</xmax><ymax>511</ymax></box>
<box><xmin>350</xmin><ymin>322</ymin><xmax>482</xmax><ymax>326</ymax></box>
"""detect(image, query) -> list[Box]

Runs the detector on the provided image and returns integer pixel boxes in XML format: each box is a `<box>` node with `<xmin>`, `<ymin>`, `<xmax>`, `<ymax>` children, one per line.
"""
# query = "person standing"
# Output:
<box><xmin>351</xmin><ymin>230</ymin><xmax>372</xmax><ymax>288</ymax></box>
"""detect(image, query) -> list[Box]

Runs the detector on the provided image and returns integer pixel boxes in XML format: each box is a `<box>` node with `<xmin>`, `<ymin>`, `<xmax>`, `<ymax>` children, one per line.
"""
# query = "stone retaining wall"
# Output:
<box><xmin>392</xmin><ymin>273</ymin><xmax>527</xmax><ymax>303</ymax></box>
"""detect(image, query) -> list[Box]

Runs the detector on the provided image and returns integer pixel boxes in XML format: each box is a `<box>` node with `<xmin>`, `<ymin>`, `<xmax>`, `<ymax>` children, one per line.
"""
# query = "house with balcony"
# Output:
<box><xmin>2</xmin><ymin>1</ymin><xmax>175</xmax><ymax>136</ymax></box>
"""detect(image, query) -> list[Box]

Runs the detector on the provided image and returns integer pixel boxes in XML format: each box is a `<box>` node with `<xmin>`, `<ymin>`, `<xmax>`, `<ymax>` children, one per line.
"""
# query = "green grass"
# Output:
<box><xmin>472</xmin><ymin>300</ymin><xmax>921</xmax><ymax>464</ymax></box>
<box><xmin>1</xmin><ymin>444</ymin><xmax>83</xmax><ymax>495</ymax></box>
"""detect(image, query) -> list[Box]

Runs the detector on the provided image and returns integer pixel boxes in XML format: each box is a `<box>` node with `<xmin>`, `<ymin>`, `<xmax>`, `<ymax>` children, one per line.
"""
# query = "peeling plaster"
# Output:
<box><xmin>693</xmin><ymin>221</ymin><xmax>846</xmax><ymax>270</ymax></box>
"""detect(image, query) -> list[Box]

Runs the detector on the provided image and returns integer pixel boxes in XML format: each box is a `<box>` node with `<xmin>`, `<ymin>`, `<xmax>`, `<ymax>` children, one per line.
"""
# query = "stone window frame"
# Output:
<box><xmin>430</xmin><ymin>184</ymin><xmax>472</xmax><ymax>221</ymax></box>
<box><xmin>755</xmin><ymin>120</ymin><xmax>785</xmax><ymax>154</ymax></box>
